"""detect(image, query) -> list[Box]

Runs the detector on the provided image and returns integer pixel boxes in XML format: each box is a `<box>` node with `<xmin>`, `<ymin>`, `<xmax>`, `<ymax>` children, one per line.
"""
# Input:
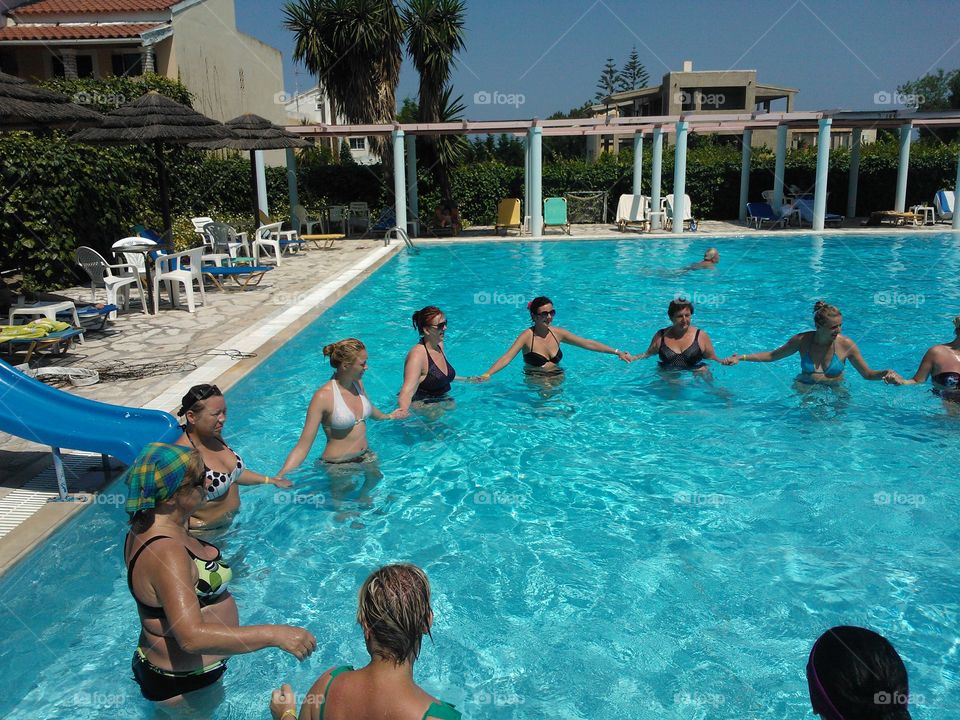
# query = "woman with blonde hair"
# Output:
<box><xmin>730</xmin><ymin>301</ymin><xmax>895</xmax><ymax>384</ymax></box>
<box><xmin>270</xmin><ymin>563</ymin><xmax>460</xmax><ymax>720</ymax></box>
<box><xmin>280</xmin><ymin>338</ymin><xmax>398</xmax><ymax>474</ymax></box>
<box><xmin>886</xmin><ymin>315</ymin><xmax>960</xmax><ymax>408</ymax></box>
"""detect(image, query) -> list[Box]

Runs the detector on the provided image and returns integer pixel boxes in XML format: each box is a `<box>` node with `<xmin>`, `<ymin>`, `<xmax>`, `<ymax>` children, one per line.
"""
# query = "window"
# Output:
<box><xmin>111</xmin><ymin>53</ymin><xmax>143</xmax><ymax>77</ymax></box>
<box><xmin>704</xmin><ymin>87</ymin><xmax>746</xmax><ymax>111</ymax></box>
<box><xmin>52</xmin><ymin>54</ymin><xmax>95</xmax><ymax>78</ymax></box>
<box><xmin>349</xmin><ymin>137</ymin><xmax>365</xmax><ymax>150</ymax></box>
<box><xmin>0</xmin><ymin>51</ymin><xmax>18</xmax><ymax>76</ymax></box>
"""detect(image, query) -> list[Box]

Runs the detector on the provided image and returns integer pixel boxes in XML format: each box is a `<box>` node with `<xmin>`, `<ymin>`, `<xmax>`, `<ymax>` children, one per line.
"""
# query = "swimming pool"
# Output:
<box><xmin>2</xmin><ymin>234</ymin><xmax>958</xmax><ymax>719</ymax></box>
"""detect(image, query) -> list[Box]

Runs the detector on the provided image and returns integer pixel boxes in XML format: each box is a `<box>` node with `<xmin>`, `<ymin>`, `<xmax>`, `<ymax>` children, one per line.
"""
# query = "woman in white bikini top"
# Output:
<box><xmin>280</xmin><ymin>338</ymin><xmax>398</xmax><ymax>472</ymax></box>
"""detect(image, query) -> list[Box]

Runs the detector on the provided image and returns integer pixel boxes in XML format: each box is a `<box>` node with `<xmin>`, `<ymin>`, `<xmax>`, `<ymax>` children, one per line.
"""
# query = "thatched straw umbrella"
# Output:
<box><xmin>0</xmin><ymin>70</ymin><xmax>102</xmax><ymax>129</ymax></box>
<box><xmin>71</xmin><ymin>91</ymin><xmax>235</xmax><ymax>244</ymax></box>
<box><xmin>191</xmin><ymin>113</ymin><xmax>311</xmax><ymax>229</ymax></box>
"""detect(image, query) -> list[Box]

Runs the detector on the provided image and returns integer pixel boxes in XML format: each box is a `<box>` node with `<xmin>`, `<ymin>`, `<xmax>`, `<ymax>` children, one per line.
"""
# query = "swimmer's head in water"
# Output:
<box><xmin>668</xmin><ymin>298</ymin><xmax>694</xmax><ymax>320</ymax></box>
<box><xmin>357</xmin><ymin>563</ymin><xmax>433</xmax><ymax>665</ymax></box>
<box><xmin>704</xmin><ymin>248</ymin><xmax>719</xmax><ymax>261</ymax></box>
<box><xmin>953</xmin><ymin>315</ymin><xmax>960</xmax><ymax>336</ymax></box>
<box><xmin>806</xmin><ymin>625</ymin><xmax>910</xmax><ymax>720</ymax></box>
<box><xmin>412</xmin><ymin>306</ymin><xmax>444</xmax><ymax>335</ymax></box>
<box><xmin>528</xmin><ymin>296</ymin><xmax>554</xmax><ymax>321</ymax></box>
<box><xmin>323</xmin><ymin>338</ymin><xmax>366</xmax><ymax>370</ymax></box>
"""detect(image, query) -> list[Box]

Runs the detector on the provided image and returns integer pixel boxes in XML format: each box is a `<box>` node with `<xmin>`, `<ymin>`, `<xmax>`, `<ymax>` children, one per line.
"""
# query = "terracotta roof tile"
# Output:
<box><xmin>12</xmin><ymin>1</ymin><xmax>179</xmax><ymax>15</ymax></box>
<box><xmin>0</xmin><ymin>23</ymin><xmax>162</xmax><ymax>41</ymax></box>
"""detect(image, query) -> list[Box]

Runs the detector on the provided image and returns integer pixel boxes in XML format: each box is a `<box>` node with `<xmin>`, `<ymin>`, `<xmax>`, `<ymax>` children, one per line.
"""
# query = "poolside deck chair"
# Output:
<box><xmin>663</xmin><ymin>194</ymin><xmax>696</xmax><ymax>231</ymax></box>
<box><xmin>615</xmin><ymin>194</ymin><xmax>649</xmax><ymax>232</ymax></box>
<box><xmin>201</xmin><ymin>265</ymin><xmax>274</xmax><ymax>291</ymax></box>
<box><xmin>253</xmin><ymin>221</ymin><xmax>305</xmax><ymax>265</ymax></box>
<box><xmin>745</xmin><ymin>202</ymin><xmax>787</xmax><ymax>230</ymax></box>
<box><xmin>153</xmin><ymin>247</ymin><xmax>205</xmax><ymax>313</ymax></box>
<box><xmin>543</xmin><ymin>197</ymin><xmax>571</xmax><ymax>235</ymax></box>
<box><xmin>495</xmin><ymin>198</ymin><xmax>522</xmax><ymax>236</ymax></box>
<box><xmin>793</xmin><ymin>196</ymin><xmax>844</xmax><ymax>227</ymax></box>
<box><xmin>0</xmin><ymin>321</ymin><xmax>84</xmax><ymax>363</ymax></box>
<box><xmin>348</xmin><ymin>202</ymin><xmax>370</xmax><ymax>237</ymax></box>
<box><xmin>75</xmin><ymin>246</ymin><xmax>145</xmax><ymax>318</ymax></box>
<box><xmin>934</xmin><ymin>189</ymin><xmax>955</xmax><ymax>222</ymax></box>
<box><xmin>293</xmin><ymin>204</ymin><xmax>325</xmax><ymax>235</ymax></box>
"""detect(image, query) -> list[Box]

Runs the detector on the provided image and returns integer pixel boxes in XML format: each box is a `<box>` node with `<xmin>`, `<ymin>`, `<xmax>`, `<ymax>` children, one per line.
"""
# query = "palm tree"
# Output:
<box><xmin>402</xmin><ymin>0</ymin><xmax>466</xmax><ymax>201</ymax></box>
<box><xmin>283</xmin><ymin>0</ymin><xmax>403</xmax><ymax>159</ymax></box>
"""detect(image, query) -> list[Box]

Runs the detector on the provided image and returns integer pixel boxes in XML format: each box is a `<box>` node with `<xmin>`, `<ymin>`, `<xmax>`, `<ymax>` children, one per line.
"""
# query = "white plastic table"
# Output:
<box><xmin>911</xmin><ymin>205</ymin><xmax>935</xmax><ymax>225</ymax></box>
<box><xmin>10</xmin><ymin>301</ymin><xmax>84</xmax><ymax>344</ymax></box>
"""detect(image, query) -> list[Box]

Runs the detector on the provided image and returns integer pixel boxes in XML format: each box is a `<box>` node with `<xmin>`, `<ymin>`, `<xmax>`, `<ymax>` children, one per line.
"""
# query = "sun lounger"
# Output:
<box><xmin>745</xmin><ymin>202</ymin><xmax>787</xmax><ymax>230</ymax></box>
<box><xmin>615</xmin><ymin>194</ymin><xmax>649</xmax><ymax>232</ymax></box>
<box><xmin>543</xmin><ymin>197</ymin><xmax>571</xmax><ymax>235</ymax></box>
<box><xmin>663</xmin><ymin>194</ymin><xmax>696</xmax><ymax>231</ymax></box>
<box><xmin>793</xmin><ymin>196</ymin><xmax>844</xmax><ymax>227</ymax></box>
<box><xmin>0</xmin><ymin>322</ymin><xmax>84</xmax><ymax>363</ymax></box>
<box><xmin>934</xmin><ymin>189</ymin><xmax>955</xmax><ymax>222</ymax></box>
<box><xmin>201</xmin><ymin>265</ymin><xmax>274</xmax><ymax>291</ymax></box>
<box><xmin>863</xmin><ymin>210</ymin><xmax>921</xmax><ymax>227</ymax></box>
<box><xmin>495</xmin><ymin>198</ymin><xmax>522</xmax><ymax>236</ymax></box>
<box><xmin>56</xmin><ymin>304</ymin><xmax>118</xmax><ymax>333</ymax></box>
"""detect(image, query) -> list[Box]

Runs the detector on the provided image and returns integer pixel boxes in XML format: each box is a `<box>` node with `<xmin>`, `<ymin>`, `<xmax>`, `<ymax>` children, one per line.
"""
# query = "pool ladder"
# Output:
<box><xmin>384</xmin><ymin>226</ymin><xmax>418</xmax><ymax>253</ymax></box>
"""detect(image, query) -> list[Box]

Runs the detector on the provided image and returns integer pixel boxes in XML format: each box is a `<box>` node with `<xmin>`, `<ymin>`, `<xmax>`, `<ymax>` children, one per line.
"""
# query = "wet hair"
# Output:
<box><xmin>704</xmin><ymin>248</ymin><xmax>719</xmax><ymax>260</ymax></box>
<box><xmin>411</xmin><ymin>306</ymin><xmax>444</xmax><ymax>335</ymax></box>
<box><xmin>807</xmin><ymin>626</ymin><xmax>911</xmax><ymax>720</ymax></box>
<box><xmin>668</xmin><ymin>298</ymin><xmax>694</xmax><ymax>318</ymax></box>
<box><xmin>177</xmin><ymin>384</ymin><xmax>223</xmax><ymax>417</ymax></box>
<box><xmin>528</xmin><ymin>296</ymin><xmax>553</xmax><ymax>320</ymax></box>
<box><xmin>357</xmin><ymin>563</ymin><xmax>433</xmax><ymax>665</ymax></box>
<box><xmin>953</xmin><ymin>316</ymin><xmax>960</xmax><ymax>335</ymax></box>
<box><xmin>128</xmin><ymin>450</ymin><xmax>206</xmax><ymax>530</ymax></box>
<box><xmin>323</xmin><ymin>338</ymin><xmax>366</xmax><ymax>369</ymax></box>
<box><xmin>814</xmin><ymin>301</ymin><xmax>842</xmax><ymax>326</ymax></box>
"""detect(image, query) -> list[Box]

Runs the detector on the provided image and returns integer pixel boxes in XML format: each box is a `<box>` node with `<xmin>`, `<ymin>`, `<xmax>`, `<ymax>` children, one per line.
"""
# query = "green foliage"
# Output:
<box><xmin>897</xmin><ymin>67</ymin><xmax>960</xmax><ymax>141</ymax></box>
<box><xmin>595</xmin><ymin>57</ymin><xmax>619</xmax><ymax>102</ymax></box>
<box><xmin>618</xmin><ymin>46</ymin><xmax>649</xmax><ymax>92</ymax></box>
<box><xmin>40</xmin><ymin>73</ymin><xmax>193</xmax><ymax>112</ymax></box>
<box><xmin>339</xmin><ymin>140</ymin><xmax>356</xmax><ymax>165</ymax></box>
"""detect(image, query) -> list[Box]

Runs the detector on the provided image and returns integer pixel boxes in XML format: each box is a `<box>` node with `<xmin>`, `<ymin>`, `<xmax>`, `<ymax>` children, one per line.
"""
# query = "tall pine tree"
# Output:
<box><xmin>618</xmin><ymin>46</ymin><xmax>649</xmax><ymax>91</ymax></box>
<box><xmin>595</xmin><ymin>57</ymin><xmax>620</xmax><ymax>102</ymax></box>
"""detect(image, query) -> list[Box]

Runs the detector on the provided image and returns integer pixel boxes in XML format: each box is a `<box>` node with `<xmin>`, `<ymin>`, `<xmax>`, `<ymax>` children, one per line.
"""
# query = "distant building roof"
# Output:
<box><xmin>11</xmin><ymin>0</ymin><xmax>178</xmax><ymax>15</ymax></box>
<box><xmin>0</xmin><ymin>22</ymin><xmax>161</xmax><ymax>40</ymax></box>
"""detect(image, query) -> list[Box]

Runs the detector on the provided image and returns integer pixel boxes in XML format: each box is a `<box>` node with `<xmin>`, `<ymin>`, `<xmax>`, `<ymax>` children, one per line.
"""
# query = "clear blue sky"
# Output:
<box><xmin>235</xmin><ymin>0</ymin><xmax>960</xmax><ymax>118</ymax></box>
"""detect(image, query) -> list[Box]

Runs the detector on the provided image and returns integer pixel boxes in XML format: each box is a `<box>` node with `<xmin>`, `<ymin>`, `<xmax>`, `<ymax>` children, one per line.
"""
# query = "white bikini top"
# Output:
<box><xmin>328</xmin><ymin>379</ymin><xmax>373</xmax><ymax>430</ymax></box>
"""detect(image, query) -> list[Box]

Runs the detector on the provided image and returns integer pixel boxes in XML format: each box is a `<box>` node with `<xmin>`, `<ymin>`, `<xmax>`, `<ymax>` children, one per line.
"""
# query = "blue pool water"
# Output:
<box><xmin>2</xmin><ymin>234</ymin><xmax>959</xmax><ymax>719</ymax></box>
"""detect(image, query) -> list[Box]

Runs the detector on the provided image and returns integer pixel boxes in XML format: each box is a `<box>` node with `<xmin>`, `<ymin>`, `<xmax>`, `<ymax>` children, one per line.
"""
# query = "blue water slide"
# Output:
<box><xmin>0</xmin><ymin>359</ymin><xmax>181</xmax><ymax>465</ymax></box>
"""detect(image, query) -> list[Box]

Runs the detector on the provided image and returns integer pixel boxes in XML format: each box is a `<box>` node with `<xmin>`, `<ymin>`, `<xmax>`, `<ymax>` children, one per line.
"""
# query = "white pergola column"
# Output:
<box><xmin>846</xmin><ymin>127</ymin><xmax>862</xmax><ymax>219</ymax></box>
<box><xmin>738</xmin><ymin>128</ymin><xmax>753</xmax><ymax>221</ymax></box>
<box><xmin>672</xmin><ymin>120</ymin><xmax>689</xmax><ymax>234</ymax></box>
<box><xmin>285</xmin><ymin>148</ymin><xmax>298</xmax><ymax>231</ymax></box>
<box><xmin>812</xmin><ymin>118</ymin><xmax>832</xmax><ymax>231</ymax></box>
<box><xmin>650</xmin><ymin>126</ymin><xmax>664</xmax><ymax>229</ymax></box>
<box><xmin>405</xmin><ymin>134</ymin><xmax>418</xmax><ymax>236</ymax></box>
<box><xmin>953</xmin><ymin>152</ymin><xmax>960</xmax><ymax>230</ymax></box>
<box><xmin>254</xmin><ymin>150</ymin><xmax>268</xmax><ymax>220</ymax></box>
<box><xmin>894</xmin><ymin>123</ymin><xmax>912</xmax><ymax>213</ymax></box>
<box><xmin>392</xmin><ymin>128</ymin><xmax>407</xmax><ymax>233</ymax></box>
<box><xmin>632</xmin><ymin>132</ymin><xmax>643</xmax><ymax>195</ymax></box>
<box><xmin>772</xmin><ymin>125</ymin><xmax>788</xmax><ymax>210</ymax></box>
<box><xmin>523</xmin><ymin>134</ymin><xmax>530</xmax><ymax>233</ymax></box>
<box><xmin>530</xmin><ymin>125</ymin><xmax>543</xmax><ymax>237</ymax></box>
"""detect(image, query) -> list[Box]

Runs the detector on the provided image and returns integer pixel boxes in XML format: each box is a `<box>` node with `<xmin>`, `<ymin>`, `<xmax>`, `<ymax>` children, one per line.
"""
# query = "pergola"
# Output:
<box><xmin>286</xmin><ymin>109</ymin><xmax>960</xmax><ymax>236</ymax></box>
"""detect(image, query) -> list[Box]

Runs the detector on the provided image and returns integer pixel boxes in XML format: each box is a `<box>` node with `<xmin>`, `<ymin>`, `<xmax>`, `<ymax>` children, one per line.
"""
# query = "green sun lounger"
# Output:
<box><xmin>543</xmin><ymin>197</ymin><xmax>571</xmax><ymax>235</ymax></box>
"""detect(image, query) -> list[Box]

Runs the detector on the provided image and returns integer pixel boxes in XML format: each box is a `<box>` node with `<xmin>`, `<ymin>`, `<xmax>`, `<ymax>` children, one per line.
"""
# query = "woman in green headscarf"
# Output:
<box><xmin>123</xmin><ymin>443</ymin><xmax>316</xmax><ymax>706</ymax></box>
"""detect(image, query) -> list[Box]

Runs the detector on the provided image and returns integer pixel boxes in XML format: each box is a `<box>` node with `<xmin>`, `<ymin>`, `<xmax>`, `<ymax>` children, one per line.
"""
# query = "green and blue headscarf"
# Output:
<box><xmin>124</xmin><ymin>442</ymin><xmax>196</xmax><ymax>516</ymax></box>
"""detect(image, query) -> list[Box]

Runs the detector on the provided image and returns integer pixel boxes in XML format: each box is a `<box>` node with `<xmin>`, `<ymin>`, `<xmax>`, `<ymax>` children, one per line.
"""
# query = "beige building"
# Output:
<box><xmin>0</xmin><ymin>0</ymin><xmax>286</xmax><ymax>126</ymax></box>
<box><xmin>589</xmin><ymin>60</ymin><xmax>873</xmax><ymax>157</ymax></box>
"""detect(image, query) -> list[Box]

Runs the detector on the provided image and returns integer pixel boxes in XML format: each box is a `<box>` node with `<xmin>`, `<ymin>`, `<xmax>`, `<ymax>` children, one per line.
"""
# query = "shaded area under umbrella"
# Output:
<box><xmin>0</xmin><ymin>70</ymin><xmax>102</xmax><ymax>130</ymax></box>
<box><xmin>191</xmin><ymin>113</ymin><xmax>311</xmax><ymax>230</ymax></box>
<box><xmin>70</xmin><ymin>91</ymin><xmax>235</xmax><ymax>245</ymax></box>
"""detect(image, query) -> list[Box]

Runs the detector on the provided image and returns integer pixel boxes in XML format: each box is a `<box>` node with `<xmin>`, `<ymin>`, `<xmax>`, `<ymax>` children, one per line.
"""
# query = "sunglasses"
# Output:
<box><xmin>536</xmin><ymin>310</ymin><xmax>556</xmax><ymax>318</ymax></box>
<box><xmin>426</xmin><ymin>321</ymin><xmax>448</xmax><ymax>330</ymax></box>
<box><xmin>179</xmin><ymin>384</ymin><xmax>222</xmax><ymax>416</ymax></box>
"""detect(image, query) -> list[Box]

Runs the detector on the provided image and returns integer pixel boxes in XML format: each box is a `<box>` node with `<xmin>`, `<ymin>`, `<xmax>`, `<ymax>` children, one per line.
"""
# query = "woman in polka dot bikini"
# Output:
<box><xmin>175</xmin><ymin>384</ymin><xmax>291</xmax><ymax>531</ymax></box>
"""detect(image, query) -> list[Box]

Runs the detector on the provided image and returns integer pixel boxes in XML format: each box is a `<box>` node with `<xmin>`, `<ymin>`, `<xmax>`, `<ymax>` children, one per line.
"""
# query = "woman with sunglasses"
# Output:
<box><xmin>629</xmin><ymin>298</ymin><xmax>732</xmax><ymax>371</ymax></box>
<box><xmin>479</xmin><ymin>295</ymin><xmax>631</xmax><ymax>381</ymax></box>
<box><xmin>396</xmin><ymin>306</ymin><xmax>465</xmax><ymax>418</ymax></box>
<box><xmin>175</xmin><ymin>384</ymin><xmax>291</xmax><ymax>531</ymax></box>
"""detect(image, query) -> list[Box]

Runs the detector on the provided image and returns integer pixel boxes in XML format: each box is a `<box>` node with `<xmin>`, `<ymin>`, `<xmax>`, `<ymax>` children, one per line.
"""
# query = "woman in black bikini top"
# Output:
<box><xmin>479</xmin><ymin>295</ymin><xmax>632</xmax><ymax>380</ymax></box>
<box><xmin>631</xmin><ymin>298</ymin><xmax>732</xmax><ymax>370</ymax></box>
<box><xmin>886</xmin><ymin>315</ymin><xmax>960</xmax><ymax>405</ymax></box>
<box><xmin>397</xmin><ymin>306</ymin><xmax>466</xmax><ymax>416</ymax></box>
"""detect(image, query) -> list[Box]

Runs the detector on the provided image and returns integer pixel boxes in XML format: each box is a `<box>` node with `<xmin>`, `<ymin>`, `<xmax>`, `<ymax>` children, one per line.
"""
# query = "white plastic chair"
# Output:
<box><xmin>111</xmin><ymin>236</ymin><xmax>156</xmax><ymax>278</ymax></box>
<box><xmin>153</xmin><ymin>247</ymin><xmax>206</xmax><ymax>313</ymax></box>
<box><xmin>293</xmin><ymin>204</ymin><xmax>324</xmax><ymax>235</ymax></box>
<box><xmin>75</xmin><ymin>246</ymin><xmax>145</xmax><ymax>318</ymax></box>
<box><xmin>348</xmin><ymin>202</ymin><xmax>370</xmax><ymax>236</ymax></box>
<box><xmin>253</xmin><ymin>222</ymin><xmax>303</xmax><ymax>265</ymax></box>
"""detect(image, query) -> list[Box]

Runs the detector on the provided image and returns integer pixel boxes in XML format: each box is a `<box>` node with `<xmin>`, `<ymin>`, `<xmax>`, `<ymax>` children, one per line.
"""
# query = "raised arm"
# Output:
<box><xmin>396</xmin><ymin>345</ymin><xmax>427</xmax><ymax>415</ymax></box>
<box><xmin>148</xmin><ymin>541</ymin><xmax>316</xmax><ymax>659</ymax></box>
<box><xmin>698</xmin><ymin>330</ymin><xmax>732</xmax><ymax>364</ymax></box>
<box><xmin>552</xmin><ymin>326</ymin><xmax>631</xmax><ymax>362</ymax></box>
<box><xmin>479</xmin><ymin>331</ymin><xmax>528</xmax><ymax>380</ymax></box>
<box><xmin>279</xmin><ymin>388</ymin><xmax>327</xmax><ymax>475</ymax></box>
<box><xmin>843</xmin><ymin>338</ymin><xmax>892</xmax><ymax>381</ymax></box>
<box><xmin>733</xmin><ymin>333</ymin><xmax>803</xmax><ymax>364</ymax></box>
